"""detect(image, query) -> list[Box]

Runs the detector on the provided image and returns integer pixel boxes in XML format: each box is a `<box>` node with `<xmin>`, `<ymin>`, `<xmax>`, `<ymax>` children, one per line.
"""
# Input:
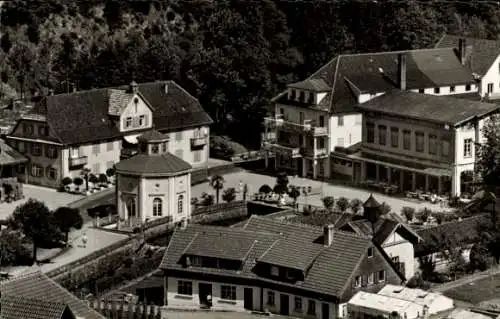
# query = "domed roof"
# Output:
<box><xmin>115</xmin><ymin>152</ymin><xmax>191</xmax><ymax>176</ymax></box>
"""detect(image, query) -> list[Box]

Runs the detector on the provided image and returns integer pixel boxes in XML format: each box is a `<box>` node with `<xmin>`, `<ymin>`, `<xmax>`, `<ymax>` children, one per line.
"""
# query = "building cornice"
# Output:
<box><xmin>6</xmin><ymin>136</ymin><xmax>63</xmax><ymax>146</ymax></box>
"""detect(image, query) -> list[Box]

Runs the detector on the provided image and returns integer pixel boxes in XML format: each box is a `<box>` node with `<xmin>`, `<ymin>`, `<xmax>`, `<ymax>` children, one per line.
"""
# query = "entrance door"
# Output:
<box><xmin>244</xmin><ymin>288</ymin><xmax>253</xmax><ymax>310</ymax></box>
<box><xmin>280</xmin><ymin>294</ymin><xmax>289</xmax><ymax>316</ymax></box>
<box><xmin>198</xmin><ymin>283</ymin><xmax>212</xmax><ymax>308</ymax></box>
<box><xmin>322</xmin><ymin>303</ymin><xmax>330</xmax><ymax>319</ymax></box>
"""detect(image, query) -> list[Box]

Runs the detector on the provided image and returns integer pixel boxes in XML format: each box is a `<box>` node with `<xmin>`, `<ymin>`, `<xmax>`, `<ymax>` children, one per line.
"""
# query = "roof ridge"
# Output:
<box><xmin>418</xmin><ymin>213</ymin><xmax>488</xmax><ymax>231</ymax></box>
<box><xmin>328</xmin><ymin>57</ymin><xmax>341</xmax><ymax>113</ymax></box>
<box><xmin>189</xmin><ymin>222</ymin><xmax>281</xmax><ymax>238</ymax></box>
<box><xmin>253</xmin><ymin>215</ymin><xmax>324</xmax><ymax>231</ymax></box>
<box><xmin>49</xmin><ymin>87</ymin><xmax>112</xmax><ymax>98</ymax></box>
<box><xmin>337</xmin><ymin>47</ymin><xmax>454</xmax><ymax>58</ymax></box>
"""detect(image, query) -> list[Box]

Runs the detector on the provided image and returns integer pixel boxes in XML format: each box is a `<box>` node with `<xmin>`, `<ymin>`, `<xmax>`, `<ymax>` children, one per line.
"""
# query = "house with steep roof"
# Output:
<box><xmin>262</xmin><ymin>47</ymin><xmax>479</xmax><ymax>180</ymax></box>
<box><xmin>114</xmin><ymin>129</ymin><xmax>192</xmax><ymax>227</ymax></box>
<box><xmin>349</xmin><ymin>90</ymin><xmax>500</xmax><ymax>197</ymax></box>
<box><xmin>435</xmin><ymin>34</ymin><xmax>500</xmax><ymax>99</ymax></box>
<box><xmin>0</xmin><ymin>267</ymin><xmax>105</xmax><ymax>318</ymax></box>
<box><xmin>160</xmin><ymin>215</ymin><xmax>406</xmax><ymax>319</ymax></box>
<box><xmin>5</xmin><ymin>81</ymin><xmax>212</xmax><ymax>188</ymax></box>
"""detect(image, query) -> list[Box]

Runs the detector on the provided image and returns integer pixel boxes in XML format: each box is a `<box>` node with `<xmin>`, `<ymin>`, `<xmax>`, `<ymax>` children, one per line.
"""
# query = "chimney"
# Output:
<box><xmin>323</xmin><ymin>224</ymin><xmax>335</xmax><ymax>246</ymax></box>
<box><xmin>458</xmin><ymin>38</ymin><xmax>466</xmax><ymax>65</ymax></box>
<box><xmin>398</xmin><ymin>53</ymin><xmax>407</xmax><ymax>91</ymax></box>
<box><xmin>129</xmin><ymin>81</ymin><xmax>138</xmax><ymax>94</ymax></box>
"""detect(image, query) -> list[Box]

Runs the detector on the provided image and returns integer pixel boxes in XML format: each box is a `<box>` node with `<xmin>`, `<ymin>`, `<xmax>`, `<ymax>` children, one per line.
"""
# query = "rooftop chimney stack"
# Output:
<box><xmin>398</xmin><ymin>53</ymin><xmax>407</xmax><ymax>91</ymax></box>
<box><xmin>323</xmin><ymin>224</ymin><xmax>335</xmax><ymax>246</ymax></box>
<box><xmin>458</xmin><ymin>38</ymin><xmax>467</xmax><ymax>65</ymax></box>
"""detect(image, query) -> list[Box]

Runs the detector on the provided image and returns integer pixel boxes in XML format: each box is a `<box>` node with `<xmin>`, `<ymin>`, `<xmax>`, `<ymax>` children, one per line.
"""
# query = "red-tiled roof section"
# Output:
<box><xmin>114</xmin><ymin>153</ymin><xmax>192</xmax><ymax>175</ymax></box>
<box><xmin>1</xmin><ymin>295</ymin><xmax>72</xmax><ymax>319</ymax></box>
<box><xmin>0</xmin><ymin>269</ymin><xmax>105</xmax><ymax>318</ymax></box>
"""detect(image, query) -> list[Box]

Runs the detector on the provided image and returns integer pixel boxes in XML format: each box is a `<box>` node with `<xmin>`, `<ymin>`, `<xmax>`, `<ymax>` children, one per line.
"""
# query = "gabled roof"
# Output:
<box><xmin>1</xmin><ymin>295</ymin><xmax>75</xmax><ymax>319</ymax></box>
<box><xmin>288</xmin><ymin>78</ymin><xmax>330</xmax><ymax>92</ymax></box>
<box><xmin>14</xmin><ymin>81</ymin><xmax>212</xmax><ymax>145</ymax></box>
<box><xmin>377</xmin><ymin>284</ymin><xmax>448</xmax><ymax>307</ymax></box>
<box><xmin>343</xmin><ymin>218</ymin><xmax>422</xmax><ymax>245</ymax></box>
<box><xmin>356</xmin><ymin>90</ymin><xmax>500</xmax><ymax>126</ymax></box>
<box><xmin>274</xmin><ymin>48</ymin><xmax>475</xmax><ymax>115</ymax></box>
<box><xmin>363</xmin><ymin>194</ymin><xmax>380</xmax><ymax>208</ymax></box>
<box><xmin>414</xmin><ymin>214</ymin><xmax>489</xmax><ymax>256</ymax></box>
<box><xmin>160</xmin><ymin>217</ymin><xmax>384</xmax><ymax>301</ymax></box>
<box><xmin>435</xmin><ymin>34</ymin><xmax>500</xmax><ymax>76</ymax></box>
<box><xmin>0</xmin><ymin>268</ymin><xmax>104</xmax><ymax>318</ymax></box>
<box><xmin>183</xmin><ymin>231</ymin><xmax>258</xmax><ymax>261</ymax></box>
<box><xmin>137</xmin><ymin>129</ymin><xmax>168</xmax><ymax>142</ymax></box>
<box><xmin>0</xmin><ymin>138</ymin><xmax>28</xmax><ymax>165</ymax></box>
<box><xmin>114</xmin><ymin>152</ymin><xmax>192</xmax><ymax>176</ymax></box>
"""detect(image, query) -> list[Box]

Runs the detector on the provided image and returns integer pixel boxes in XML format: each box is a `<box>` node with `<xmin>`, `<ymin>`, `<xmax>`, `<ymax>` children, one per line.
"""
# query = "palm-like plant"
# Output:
<box><xmin>210</xmin><ymin>175</ymin><xmax>225</xmax><ymax>203</ymax></box>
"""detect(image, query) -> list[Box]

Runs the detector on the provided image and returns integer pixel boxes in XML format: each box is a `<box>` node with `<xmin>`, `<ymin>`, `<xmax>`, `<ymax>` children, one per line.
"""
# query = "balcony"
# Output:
<box><xmin>69</xmin><ymin>155</ymin><xmax>88</xmax><ymax>168</ymax></box>
<box><xmin>191</xmin><ymin>135</ymin><xmax>208</xmax><ymax>148</ymax></box>
<box><xmin>261</xmin><ymin>131</ymin><xmax>277</xmax><ymax>144</ymax></box>
<box><xmin>265</xmin><ymin>116</ymin><xmax>327</xmax><ymax>136</ymax></box>
<box><xmin>301</xmin><ymin>147</ymin><xmax>329</xmax><ymax>159</ymax></box>
<box><xmin>266</xmin><ymin>143</ymin><xmax>302</xmax><ymax>158</ymax></box>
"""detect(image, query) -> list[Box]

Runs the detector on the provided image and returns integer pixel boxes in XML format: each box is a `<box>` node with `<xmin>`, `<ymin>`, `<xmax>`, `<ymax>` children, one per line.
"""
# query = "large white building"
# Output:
<box><xmin>263</xmin><ymin>47</ymin><xmax>480</xmax><ymax>180</ymax></box>
<box><xmin>5</xmin><ymin>81</ymin><xmax>212</xmax><ymax>189</ymax></box>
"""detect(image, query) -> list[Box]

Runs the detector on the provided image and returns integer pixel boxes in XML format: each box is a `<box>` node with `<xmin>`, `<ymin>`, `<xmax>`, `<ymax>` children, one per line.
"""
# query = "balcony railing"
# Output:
<box><xmin>266</xmin><ymin>143</ymin><xmax>302</xmax><ymax>158</ymax></box>
<box><xmin>191</xmin><ymin>135</ymin><xmax>208</xmax><ymax>148</ymax></box>
<box><xmin>69</xmin><ymin>155</ymin><xmax>88</xmax><ymax>168</ymax></box>
<box><xmin>301</xmin><ymin>147</ymin><xmax>329</xmax><ymax>158</ymax></box>
<box><xmin>264</xmin><ymin>116</ymin><xmax>327</xmax><ymax>136</ymax></box>
<box><xmin>261</xmin><ymin>131</ymin><xmax>277</xmax><ymax>143</ymax></box>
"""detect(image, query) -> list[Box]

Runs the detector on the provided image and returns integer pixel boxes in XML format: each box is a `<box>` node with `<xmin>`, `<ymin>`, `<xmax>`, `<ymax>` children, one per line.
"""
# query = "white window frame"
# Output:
<box><xmin>153</xmin><ymin>198</ymin><xmax>163</xmax><ymax>216</ymax></box>
<box><xmin>31</xmin><ymin>164</ymin><xmax>43</xmax><ymax>177</ymax></box>
<box><xmin>220</xmin><ymin>285</ymin><xmax>236</xmax><ymax>301</ymax></box>
<box><xmin>47</xmin><ymin>167</ymin><xmax>57</xmax><ymax>180</ymax></box>
<box><xmin>31</xmin><ymin>143</ymin><xmax>42</xmax><ymax>156</ymax></box>
<box><xmin>267</xmin><ymin>291</ymin><xmax>275</xmax><ymax>306</ymax></box>
<box><xmin>125</xmin><ymin>117</ymin><xmax>132</xmax><ymax>128</ymax></box>
<box><xmin>178</xmin><ymin>194</ymin><xmax>184</xmax><ymax>214</ymax></box>
<box><xmin>139</xmin><ymin>115</ymin><xmax>146</xmax><ymax>126</ymax></box>
<box><xmin>337</xmin><ymin>116</ymin><xmax>344</xmax><ymax>127</ymax></box>
<box><xmin>177</xmin><ymin>280</ymin><xmax>193</xmax><ymax>295</ymax></box>
<box><xmin>368</xmin><ymin>247</ymin><xmax>374</xmax><ymax>258</ymax></box>
<box><xmin>294</xmin><ymin>296</ymin><xmax>302</xmax><ymax>311</ymax></box>
<box><xmin>368</xmin><ymin>273</ymin><xmax>375</xmax><ymax>285</ymax></box>
<box><xmin>378</xmin><ymin>270</ymin><xmax>386</xmax><ymax>282</ymax></box>
<box><xmin>488</xmin><ymin>83</ymin><xmax>494</xmax><ymax>93</ymax></box>
<box><xmin>464</xmin><ymin>138</ymin><xmax>473</xmax><ymax>158</ymax></box>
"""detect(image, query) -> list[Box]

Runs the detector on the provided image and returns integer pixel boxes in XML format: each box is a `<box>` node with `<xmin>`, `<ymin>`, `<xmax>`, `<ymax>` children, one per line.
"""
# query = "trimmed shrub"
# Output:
<box><xmin>62</xmin><ymin>177</ymin><xmax>73</xmax><ymax>186</ymax></box>
<box><xmin>401</xmin><ymin>207</ymin><xmax>416</xmax><ymax>222</ymax></box>
<box><xmin>322</xmin><ymin>196</ymin><xmax>335</xmax><ymax>210</ymax></box>
<box><xmin>336</xmin><ymin>197</ymin><xmax>350</xmax><ymax>212</ymax></box>
<box><xmin>259</xmin><ymin>184</ymin><xmax>272</xmax><ymax>194</ymax></box>
<box><xmin>98</xmin><ymin>174</ymin><xmax>108</xmax><ymax>184</ymax></box>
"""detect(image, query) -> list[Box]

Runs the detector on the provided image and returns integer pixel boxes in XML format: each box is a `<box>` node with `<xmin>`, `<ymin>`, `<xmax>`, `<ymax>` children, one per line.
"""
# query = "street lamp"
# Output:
<box><xmin>81</xmin><ymin>167</ymin><xmax>91</xmax><ymax>192</ymax></box>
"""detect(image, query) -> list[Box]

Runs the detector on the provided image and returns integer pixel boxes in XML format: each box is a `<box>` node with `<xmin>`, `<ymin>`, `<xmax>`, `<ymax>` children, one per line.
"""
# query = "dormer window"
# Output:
<box><xmin>270</xmin><ymin>266</ymin><xmax>279</xmax><ymax>277</ymax></box>
<box><xmin>191</xmin><ymin>256</ymin><xmax>202</xmax><ymax>266</ymax></box>
<box><xmin>308</xmin><ymin>93</ymin><xmax>314</xmax><ymax>104</ymax></box>
<box><xmin>299</xmin><ymin>91</ymin><xmax>305</xmax><ymax>102</ymax></box>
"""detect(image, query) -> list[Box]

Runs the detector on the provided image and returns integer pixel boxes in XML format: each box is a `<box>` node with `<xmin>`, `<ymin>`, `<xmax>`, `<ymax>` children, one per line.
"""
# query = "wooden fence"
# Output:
<box><xmin>89</xmin><ymin>300</ymin><xmax>163</xmax><ymax>318</ymax></box>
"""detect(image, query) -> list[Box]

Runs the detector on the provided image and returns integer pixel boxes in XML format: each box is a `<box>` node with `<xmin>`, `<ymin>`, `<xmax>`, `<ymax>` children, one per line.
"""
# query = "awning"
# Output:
<box><xmin>123</xmin><ymin>134</ymin><xmax>140</xmax><ymax>144</ymax></box>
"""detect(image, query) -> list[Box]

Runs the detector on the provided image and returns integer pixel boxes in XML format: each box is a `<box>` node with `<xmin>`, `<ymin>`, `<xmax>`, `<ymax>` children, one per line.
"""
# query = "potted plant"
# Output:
<box><xmin>73</xmin><ymin>177</ymin><xmax>84</xmax><ymax>193</ymax></box>
<box><xmin>98</xmin><ymin>174</ymin><xmax>108</xmax><ymax>188</ymax></box>
<box><xmin>89</xmin><ymin>174</ymin><xmax>99</xmax><ymax>190</ymax></box>
<box><xmin>62</xmin><ymin>177</ymin><xmax>73</xmax><ymax>192</ymax></box>
<box><xmin>106</xmin><ymin>168</ymin><xmax>115</xmax><ymax>185</ymax></box>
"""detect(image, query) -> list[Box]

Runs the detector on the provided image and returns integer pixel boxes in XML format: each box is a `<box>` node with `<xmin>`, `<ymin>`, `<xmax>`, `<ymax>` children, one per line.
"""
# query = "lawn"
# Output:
<box><xmin>442</xmin><ymin>273</ymin><xmax>500</xmax><ymax>305</ymax></box>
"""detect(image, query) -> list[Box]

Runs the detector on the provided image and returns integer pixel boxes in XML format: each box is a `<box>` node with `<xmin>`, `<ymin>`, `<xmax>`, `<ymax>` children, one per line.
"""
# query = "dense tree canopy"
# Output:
<box><xmin>1</xmin><ymin>0</ymin><xmax>500</xmax><ymax>146</ymax></box>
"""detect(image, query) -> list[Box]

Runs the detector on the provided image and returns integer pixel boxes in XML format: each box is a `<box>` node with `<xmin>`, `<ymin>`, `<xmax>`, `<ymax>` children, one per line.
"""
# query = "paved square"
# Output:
<box><xmin>0</xmin><ymin>184</ymin><xmax>82</xmax><ymax>220</ymax></box>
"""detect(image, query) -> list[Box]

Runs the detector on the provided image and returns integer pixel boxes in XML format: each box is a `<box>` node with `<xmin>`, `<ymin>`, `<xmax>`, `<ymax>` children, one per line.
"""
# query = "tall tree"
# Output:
<box><xmin>476</xmin><ymin>115</ymin><xmax>500</xmax><ymax>193</ymax></box>
<box><xmin>53</xmin><ymin>206</ymin><xmax>83</xmax><ymax>247</ymax></box>
<box><xmin>210</xmin><ymin>175</ymin><xmax>225</xmax><ymax>204</ymax></box>
<box><xmin>8</xmin><ymin>199</ymin><xmax>61</xmax><ymax>263</ymax></box>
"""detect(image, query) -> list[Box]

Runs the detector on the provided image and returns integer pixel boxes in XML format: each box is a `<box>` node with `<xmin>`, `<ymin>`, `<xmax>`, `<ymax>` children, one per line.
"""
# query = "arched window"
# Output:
<box><xmin>126</xmin><ymin>198</ymin><xmax>136</xmax><ymax>217</ymax></box>
<box><xmin>178</xmin><ymin>195</ymin><xmax>184</xmax><ymax>214</ymax></box>
<box><xmin>153</xmin><ymin>198</ymin><xmax>162</xmax><ymax>216</ymax></box>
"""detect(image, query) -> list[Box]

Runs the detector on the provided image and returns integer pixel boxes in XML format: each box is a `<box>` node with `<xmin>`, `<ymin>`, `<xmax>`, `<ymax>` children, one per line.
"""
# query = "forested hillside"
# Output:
<box><xmin>1</xmin><ymin>0</ymin><xmax>499</xmax><ymax>147</ymax></box>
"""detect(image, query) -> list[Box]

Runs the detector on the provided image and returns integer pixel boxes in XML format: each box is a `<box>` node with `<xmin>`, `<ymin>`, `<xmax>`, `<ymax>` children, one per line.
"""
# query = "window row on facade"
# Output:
<box><xmin>365</xmin><ymin>123</ymin><xmax>454</xmax><ymax>157</ymax></box>
<box><xmin>22</xmin><ymin>123</ymin><xmax>50</xmax><ymax>137</ymax></box>
<box><xmin>418</xmin><ymin>84</ymin><xmax>472</xmax><ymax>94</ymax></box>
<box><xmin>19</xmin><ymin>163</ymin><xmax>58</xmax><ymax>180</ymax></box>
<box><xmin>124</xmin><ymin>115</ymin><xmax>148</xmax><ymax>129</ymax></box>
<box><xmin>10</xmin><ymin>140</ymin><xmax>59</xmax><ymax>159</ymax></box>
<box><xmin>126</xmin><ymin>195</ymin><xmax>185</xmax><ymax>218</ymax></box>
<box><xmin>70</xmin><ymin>142</ymin><xmax>116</xmax><ymax>157</ymax></box>
<box><xmin>353</xmin><ymin>270</ymin><xmax>386</xmax><ymax>288</ymax></box>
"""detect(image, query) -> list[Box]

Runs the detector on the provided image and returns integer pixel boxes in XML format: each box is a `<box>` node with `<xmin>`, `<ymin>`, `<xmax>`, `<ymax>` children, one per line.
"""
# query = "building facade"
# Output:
<box><xmin>160</xmin><ymin>216</ymin><xmax>405</xmax><ymax>319</ymax></box>
<box><xmin>263</xmin><ymin>48</ymin><xmax>479</xmax><ymax>180</ymax></box>
<box><xmin>341</xmin><ymin>90</ymin><xmax>499</xmax><ymax>197</ymax></box>
<box><xmin>6</xmin><ymin>81</ymin><xmax>212</xmax><ymax>188</ymax></box>
<box><xmin>114</xmin><ymin>130</ymin><xmax>192</xmax><ymax>228</ymax></box>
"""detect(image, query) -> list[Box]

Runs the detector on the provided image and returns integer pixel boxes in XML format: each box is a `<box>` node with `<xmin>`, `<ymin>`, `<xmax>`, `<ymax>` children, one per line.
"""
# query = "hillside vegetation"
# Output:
<box><xmin>1</xmin><ymin>0</ymin><xmax>499</xmax><ymax>147</ymax></box>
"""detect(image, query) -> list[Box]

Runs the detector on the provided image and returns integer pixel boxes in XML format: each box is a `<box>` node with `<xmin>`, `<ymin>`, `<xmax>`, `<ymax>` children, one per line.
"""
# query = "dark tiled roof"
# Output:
<box><xmin>356</xmin><ymin>90</ymin><xmax>500</xmax><ymax>126</ymax></box>
<box><xmin>0</xmin><ymin>138</ymin><xmax>27</xmax><ymax>165</ymax></box>
<box><xmin>258</xmin><ymin>238</ymin><xmax>324</xmax><ymax>272</ymax></box>
<box><xmin>414</xmin><ymin>214</ymin><xmax>489</xmax><ymax>256</ymax></box>
<box><xmin>0</xmin><ymin>269</ymin><xmax>105</xmax><ymax>318</ymax></box>
<box><xmin>137</xmin><ymin>129</ymin><xmax>168</xmax><ymax>142</ymax></box>
<box><xmin>1</xmin><ymin>295</ymin><xmax>72</xmax><ymax>319</ymax></box>
<box><xmin>21</xmin><ymin>81</ymin><xmax>212</xmax><ymax>145</ymax></box>
<box><xmin>161</xmin><ymin>216</ymin><xmax>375</xmax><ymax>300</ymax></box>
<box><xmin>451</xmin><ymin>92</ymin><xmax>483</xmax><ymax>101</ymax></box>
<box><xmin>363</xmin><ymin>194</ymin><xmax>380</xmax><ymax>208</ymax></box>
<box><xmin>435</xmin><ymin>34</ymin><xmax>500</xmax><ymax>76</ymax></box>
<box><xmin>184</xmin><ymin>231</ymin><xmax>258</xmax><ymax>261</ymax></box>
<box><xmin>114</xmin><ymin>152</ymin><xmax>192</xmax><ymax>175</ymax></box>
<box><xmin>288</xmin><ymin>79</ymin><xmax>330</xmax><ymax>92</ymax></box>
<box><xmin>344</xmin><ymin>218</ymin><xmax>421</xmax><ymax>245</ymax></box>
<box><xmin>293</xmin><ymin>48</ymin><xmax>475</xmax><ymax>115</ymax></box>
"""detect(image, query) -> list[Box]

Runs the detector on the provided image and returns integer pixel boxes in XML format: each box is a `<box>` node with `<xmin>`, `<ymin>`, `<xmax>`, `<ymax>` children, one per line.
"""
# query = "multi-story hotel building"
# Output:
<box><xmin>262</xmin><ymin>47</ymin><xmax>480</xmax><ymax>180</ymax></box>
<box><xmin>342</xmin><ymin>90</ymin><xmax>499</xmax><ymax>197</ymax></box>
<box><xmin>5</xmin><ymin>81</ymin><xmax>212</xmax><ymax>188</ymax></box>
